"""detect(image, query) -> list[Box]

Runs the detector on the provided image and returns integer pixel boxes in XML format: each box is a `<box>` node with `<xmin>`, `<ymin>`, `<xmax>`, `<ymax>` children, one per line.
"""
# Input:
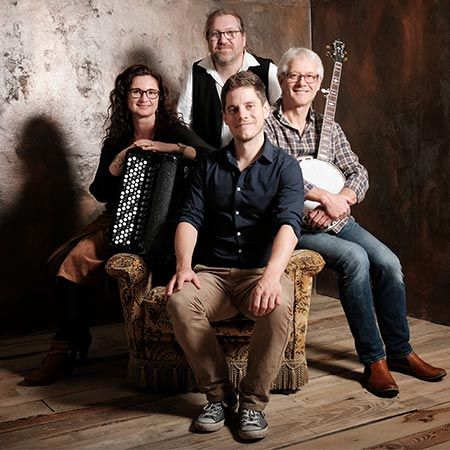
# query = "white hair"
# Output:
<box><xmin>277</xmin><ymin>47</ymin><xmax>324</xmax><ymax>81</ymax></box>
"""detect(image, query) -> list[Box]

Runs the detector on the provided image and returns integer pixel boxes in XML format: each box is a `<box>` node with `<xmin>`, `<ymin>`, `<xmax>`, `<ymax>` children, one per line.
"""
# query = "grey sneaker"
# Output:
<box><xmin>194</xmin><ymin>393</ymin><xmax>238</xmax><ymax>432</ymax></box>
<box><xmin>238</xmin><ymin>408</ymin><xmax>268</xmax><ymax>440</ymax></box>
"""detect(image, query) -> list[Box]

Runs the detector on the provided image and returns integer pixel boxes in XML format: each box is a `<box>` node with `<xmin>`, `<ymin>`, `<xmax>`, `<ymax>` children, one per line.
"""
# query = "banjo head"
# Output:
<box><xmin>299</xmin><ymin>158</ymin><xmax>346</xmax><ymax>213</ymax></box>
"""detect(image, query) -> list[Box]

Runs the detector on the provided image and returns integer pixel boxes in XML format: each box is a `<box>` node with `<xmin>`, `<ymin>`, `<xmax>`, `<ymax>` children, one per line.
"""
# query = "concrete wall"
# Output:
<box><xmin>0</xmin><ymin>0</ymin><xmax>311</xmax><ymax>335</ymax></box>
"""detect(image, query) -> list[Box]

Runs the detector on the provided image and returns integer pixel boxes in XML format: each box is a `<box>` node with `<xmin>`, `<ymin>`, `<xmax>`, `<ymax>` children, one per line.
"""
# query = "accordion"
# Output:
<box><xmin>109</xmin><ymin>148</ymin><xmax>192</xmax><ymax>266</ymax></box>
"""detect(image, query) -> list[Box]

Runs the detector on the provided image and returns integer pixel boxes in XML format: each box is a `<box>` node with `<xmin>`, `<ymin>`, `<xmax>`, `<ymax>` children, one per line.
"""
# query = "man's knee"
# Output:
<box><xmin>166</xmin><ymin>288</ymin><xmax>198</xmax><ymax>322</ymax></box>
<box><xmin>269</xmin><ymin>277</ymin><xmax>294</xmax><ymax>323</ymax></box>
<box><xmin>274</xmin><ymin>297</ymin><xmax>293</xmax><ymax>323</ymax></box>
<box><xmin>378</xmin><ymin>251</ymin><xmax>404</xmax><ymax>282</ymax></box>
<box><xmin>338</xmin><ymin>244</ymin><xmax>370</xmax><ymax>274</ymax></box>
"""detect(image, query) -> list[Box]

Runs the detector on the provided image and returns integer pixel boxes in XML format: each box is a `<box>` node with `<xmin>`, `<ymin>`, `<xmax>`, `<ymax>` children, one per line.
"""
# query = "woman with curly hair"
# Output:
<box><xmin>23</xmin><ymin>65</ymin><xmax>214</xmax><ymax>386</ymax></box>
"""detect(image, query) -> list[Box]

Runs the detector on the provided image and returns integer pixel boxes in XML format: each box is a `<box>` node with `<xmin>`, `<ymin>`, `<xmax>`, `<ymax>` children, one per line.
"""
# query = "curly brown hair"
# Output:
<box><xmin>104</xmin><ymin>64</ymin><xmax>179</xmax><ymax>145</ymax></box>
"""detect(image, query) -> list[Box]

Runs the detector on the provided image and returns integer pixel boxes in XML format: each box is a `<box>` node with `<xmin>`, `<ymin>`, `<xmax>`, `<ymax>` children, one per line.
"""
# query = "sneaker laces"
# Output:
<box><xmin>200</xmin><ymin>401</ymin><xmax>225</xmax><ymax>421</ymax></box>
<box><xmin>240</xmin><ymin>409</ymin><xmax>264</xmax><ymax>427</ymax></box>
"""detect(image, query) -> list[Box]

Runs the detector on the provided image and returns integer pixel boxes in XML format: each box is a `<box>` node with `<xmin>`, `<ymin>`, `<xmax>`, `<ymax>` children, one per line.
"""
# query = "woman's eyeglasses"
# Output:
<box><xmin>128</xmin><ymin>88</ymin><xmax>160</xmax><ymax>99</ymax></box>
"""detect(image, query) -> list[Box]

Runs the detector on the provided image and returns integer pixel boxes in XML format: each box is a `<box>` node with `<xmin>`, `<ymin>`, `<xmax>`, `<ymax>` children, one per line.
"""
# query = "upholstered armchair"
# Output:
<box><xmin>106</xmin><ymin>249</ymin><xmax>324</xmax><ymax>392</ymax></box>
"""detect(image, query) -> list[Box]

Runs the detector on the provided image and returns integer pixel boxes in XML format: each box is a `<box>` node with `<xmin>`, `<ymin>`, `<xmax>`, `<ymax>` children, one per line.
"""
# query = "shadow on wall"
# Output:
<box><xmin>0</xmin><ymin>117</ymin><xmax>81</xmax><ymax>335</ymax></box>
<box><xmin>0</xmin><ymin>49</ymin><xmax>186</xmax><ymax>337</ymax></box>
<box><xmin>123</xmin><ymin>47</ymin><xmax>180</xmax><ymax>102</ymax></box>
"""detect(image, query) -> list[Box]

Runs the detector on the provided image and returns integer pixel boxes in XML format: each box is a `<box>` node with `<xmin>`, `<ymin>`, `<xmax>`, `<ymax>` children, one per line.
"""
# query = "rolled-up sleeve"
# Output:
<box><xmin>268</xmin><ymin>63</ymin><xmax>282</xmax><ymax>104</ymax></box>
<box><xmin>176</xmin><ymin>69</ymin><xmax>194</xmax><ymax>127</ymax></box>
<box><xmin>177</xmin><ymin>158</ymin><xmax>206</xmax><ymax>230</ymax></box>
<box><xmin>273</xmin><ymin>156</ymin><xmax>304</xmax><ymax>240</ymax></box>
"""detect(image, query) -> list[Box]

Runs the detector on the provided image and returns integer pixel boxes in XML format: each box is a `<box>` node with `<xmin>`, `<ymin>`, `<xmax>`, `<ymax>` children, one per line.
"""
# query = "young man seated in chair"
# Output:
<box><xmin>165</xmin><ymin>71</ymin><xmax>304</xmax><ymax>441</ymax></box>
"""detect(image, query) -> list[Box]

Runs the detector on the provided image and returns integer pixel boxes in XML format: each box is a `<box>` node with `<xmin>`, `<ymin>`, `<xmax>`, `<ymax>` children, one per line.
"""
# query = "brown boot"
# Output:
<box><xmin>364</xmin><ymin>359</ymin><xmax>399</xmax><ymax>398</ymax></box>
<box><xmin>387</xmin><ymin>352</ymin><xmax>447</xmax><ymax>381</ymax></box>
<box><xmin>22</xmin><ymin>340</ymin><xmax>75</xmax><ymax>386</ymax></box>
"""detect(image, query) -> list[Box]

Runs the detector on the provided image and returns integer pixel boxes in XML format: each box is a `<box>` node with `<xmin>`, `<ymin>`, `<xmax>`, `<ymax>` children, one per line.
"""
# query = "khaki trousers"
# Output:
<box><xmin>166</xmin><ymin>265</ymin><xmax>293</xmax><ymax>411</ymax></box>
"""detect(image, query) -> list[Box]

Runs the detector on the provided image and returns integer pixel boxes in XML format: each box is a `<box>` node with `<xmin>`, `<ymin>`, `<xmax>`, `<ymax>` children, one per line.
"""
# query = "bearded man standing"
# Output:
<box><xmin>177</xmin><ymin>8</ymin><xmax>281</xmax><ymax>149</ymax></box>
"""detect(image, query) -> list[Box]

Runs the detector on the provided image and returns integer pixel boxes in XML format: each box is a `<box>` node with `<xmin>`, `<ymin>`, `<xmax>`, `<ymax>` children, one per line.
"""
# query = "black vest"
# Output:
<box><xmin>191</xmin><ymin>55</ymin><xmax>272</xmax><ymax>149</ymax></box>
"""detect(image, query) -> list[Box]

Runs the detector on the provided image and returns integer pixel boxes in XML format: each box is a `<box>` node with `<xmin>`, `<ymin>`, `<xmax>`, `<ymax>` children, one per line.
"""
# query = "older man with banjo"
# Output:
<box><xmin>265</xmin><ymin>44</ymin><xmax>446</xmax><ymax>397</ymax></box>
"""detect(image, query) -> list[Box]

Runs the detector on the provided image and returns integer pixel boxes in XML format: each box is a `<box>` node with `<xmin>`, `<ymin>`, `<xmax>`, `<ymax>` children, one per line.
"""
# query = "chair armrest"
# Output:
<box><xmin>106</xmin><ymin>253</ymin><xmax>154</xmax><ymax>358</ymax></box>
<box><xmin>285</xmin><ymin>249</ymin><xmax>325</xmax><ymax>278</ymax></box>
<box><xmin>105</xmin><ymin>252</ymin><xmax>155</xmax><ymax>308</ymax></box>
<box><xmin>105</xmin><ymin>253</ymin><xmax>149</xmax><ymax>285</ymax></box>
<box><xmin>284</xmin><ymin>249</ymin><xmax>325</xmax><ymax>361</ymax></box>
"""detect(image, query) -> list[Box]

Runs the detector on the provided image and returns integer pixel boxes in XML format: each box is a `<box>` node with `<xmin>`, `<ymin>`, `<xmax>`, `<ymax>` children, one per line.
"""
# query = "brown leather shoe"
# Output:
<box><xmin>364</xmin><ymin>359</ymin><xmax>399</xmax><ymax>398</ymax></box>
<box><xmin>387</xmin><ymin>352</ymin><xmax>447</xmax><ymax>381</ymax></box>
<box><xmin>21</xmin><ymin>340</ymin><xmax>75</xmax><ymax>386</ymax></box>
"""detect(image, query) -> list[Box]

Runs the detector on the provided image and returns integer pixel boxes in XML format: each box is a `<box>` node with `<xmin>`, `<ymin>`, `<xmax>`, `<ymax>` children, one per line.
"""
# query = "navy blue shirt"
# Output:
<box><xmin>177</xmin><ymin>135</ymin><xmax>304</xmax><ymax>269</ymax></box>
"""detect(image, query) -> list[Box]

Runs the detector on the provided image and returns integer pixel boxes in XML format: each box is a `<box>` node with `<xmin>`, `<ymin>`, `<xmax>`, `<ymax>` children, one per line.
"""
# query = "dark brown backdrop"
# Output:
<box><xmin>311</xmin><ymin>0</ymin><xmax>450</xmax><ymax>324</ymax></box>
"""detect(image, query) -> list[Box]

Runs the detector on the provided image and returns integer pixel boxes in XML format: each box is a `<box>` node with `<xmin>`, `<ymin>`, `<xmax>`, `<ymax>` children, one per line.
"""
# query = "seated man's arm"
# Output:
<box><xmin>306</xmin><ymin>186</ymin><xmax>352</xmax><ymax>220</ymax></box>
<box><xmin>250</xmin><ymin>224</ymin><xmax>298</xmax><ymax>317</ymax></box>
<box><xmin>250</xmin><ymin>156</ymin><xmax>303</xmax><ymax>316</ymax></box>
<box><xmin>305</xmin><ymin>123</ymin><xmax>368</xmax><ymax>228</ymax></box>
<box><xmin>166</xmin><ymin>157</ymin><xmax>207</xmax><ymax>297</ymax></box>
<box><xmin>166</xmin><ymin>222</ymin><xmax>201</xmax><ymax>296</ymax></box>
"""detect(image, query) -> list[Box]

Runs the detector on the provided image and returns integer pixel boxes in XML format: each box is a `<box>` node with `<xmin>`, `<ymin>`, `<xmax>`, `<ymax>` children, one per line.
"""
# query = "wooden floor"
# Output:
<box><xmin>1</xmin><ymin>294</ymin><xmax>449</xmax><ymax>449</ymax></box>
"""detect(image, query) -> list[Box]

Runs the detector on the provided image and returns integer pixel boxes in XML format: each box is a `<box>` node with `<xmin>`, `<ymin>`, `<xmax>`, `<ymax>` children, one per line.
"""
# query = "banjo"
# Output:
<box><xmin>300</xmin><ymin>39</ymin><xmax>347</xmax><ymax>231</ymax></box>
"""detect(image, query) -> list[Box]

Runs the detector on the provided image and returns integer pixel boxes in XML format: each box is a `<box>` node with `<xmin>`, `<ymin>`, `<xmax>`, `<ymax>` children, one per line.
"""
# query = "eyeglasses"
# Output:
<box><xmin>128</xmin><ymin>88</ymin><xmax>160</xmax><ymax>99</ymax></box>
<box><xmin>285</xmin><ymin>72</ymin><xmax>319</xmax><ymax>84</ymax></box>
<box><xmin>207</xmin><ymin>29</ymin><xmax>242</xmax><ymax>41</ymax></box>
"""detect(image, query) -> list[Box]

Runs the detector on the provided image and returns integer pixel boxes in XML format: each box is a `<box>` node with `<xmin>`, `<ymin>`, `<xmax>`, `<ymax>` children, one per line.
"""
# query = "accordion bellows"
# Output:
<box><xmin>109</xmin><ymin>148</ymin><xmax>191</xmax><ymax>266</ymax></box>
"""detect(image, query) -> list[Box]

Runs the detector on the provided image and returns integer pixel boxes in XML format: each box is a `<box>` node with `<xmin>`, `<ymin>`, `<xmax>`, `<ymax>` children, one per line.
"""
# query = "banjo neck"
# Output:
<box><xmin>316</xmin><ymin>40</ymin><xmax>345</xmax><ymax>161</ymax></box>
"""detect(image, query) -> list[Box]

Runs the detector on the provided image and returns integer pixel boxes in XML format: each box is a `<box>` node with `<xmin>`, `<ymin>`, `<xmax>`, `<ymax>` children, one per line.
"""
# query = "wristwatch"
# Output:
<box><xmin>177</xmin><ymin>143</ymin><xmax>187</xmax><ymax>155</ymax></box>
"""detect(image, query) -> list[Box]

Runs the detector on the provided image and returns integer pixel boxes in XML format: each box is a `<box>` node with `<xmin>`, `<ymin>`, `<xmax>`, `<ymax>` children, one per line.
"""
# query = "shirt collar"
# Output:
<box><xmin>222</xmin><ymin>134</ymin><xmax>274</xmax><ymax>166</ymax></box>
<box><xmin>271</xmin><ymin>99</ymin><xmax>316</xmax><ymax>129</ymax></box>
<box><xmin>198</xmin><ymin>50</ymin><xmax>260</xmax><ymax>74</ymax></box>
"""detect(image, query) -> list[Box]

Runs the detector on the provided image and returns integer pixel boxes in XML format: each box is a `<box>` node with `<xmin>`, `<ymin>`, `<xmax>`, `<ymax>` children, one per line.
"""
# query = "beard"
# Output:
<box><xmin>211</xmin><ymin>46</ymin><xmax>242</xmax><ymax>66</ymax></box>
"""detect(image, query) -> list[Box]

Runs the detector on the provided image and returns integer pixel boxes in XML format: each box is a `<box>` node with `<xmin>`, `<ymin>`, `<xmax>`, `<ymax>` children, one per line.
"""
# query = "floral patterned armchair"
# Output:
<box><xmin>106</xmin><ymin>249</ymin><xmax>324</xmax><ymax>392</ymax></box>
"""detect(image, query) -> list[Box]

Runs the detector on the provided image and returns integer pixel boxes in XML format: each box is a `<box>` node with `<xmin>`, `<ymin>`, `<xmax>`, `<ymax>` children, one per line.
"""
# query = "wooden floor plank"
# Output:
<box><xmin>295</xmin><ymin>404</ymin><xmax>450</xmax><ymax>450</ymax></box>
<box><xmin>0</xmin><ymin>399</ymin><xmax>53</xmax><ymax>423</ymax></box>
<box><xmin>427</xmin><ymin>442</ymin><xmax>450</xmax><ymax>450</ymax></box>
<box><xmin>0</xmin><ymin>354</ymin><xmax>130</xmax><ymax>409</ymax></box>
<box><xmin>366</xmin><ymin>422</ymin><xmax>450</xmax><ymax>450</ymax></box>
<box><xmin>0</xmin><ymin>294</ymin><xmax>449</xmax><ymax>450</ymax></box>
<box><xmin>0</xmin><ymin>393</ymin><xmax>208</xmax><ymax>449</ymax></box>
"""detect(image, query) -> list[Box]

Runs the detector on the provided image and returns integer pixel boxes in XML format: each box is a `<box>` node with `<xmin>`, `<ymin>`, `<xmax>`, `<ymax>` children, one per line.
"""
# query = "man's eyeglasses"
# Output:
<box><xmin>285</xmin><ymin>72</ymin><xmax>319</xmax><ymax>84</ymax></box>
<box><xmin>207</xmin><ymin>29</ymin><xmax>242</xmax><ymax>41</ymax></box>
<box><xmin>128</xmin><ymin>88</ymin><xmax>160</xmax><ymax>99</ymax></box>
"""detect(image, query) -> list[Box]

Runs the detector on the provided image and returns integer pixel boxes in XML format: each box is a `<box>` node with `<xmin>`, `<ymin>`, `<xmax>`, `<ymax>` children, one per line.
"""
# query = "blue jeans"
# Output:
<box><xmin>299</xmin><ymin>218</ymin><xmax>412</xmax><ymax>365</ymax></box>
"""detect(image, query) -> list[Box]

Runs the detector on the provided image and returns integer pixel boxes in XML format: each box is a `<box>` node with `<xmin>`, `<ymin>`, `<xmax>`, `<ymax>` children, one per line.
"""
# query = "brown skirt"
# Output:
<box><xmin>46</xmin><ymin>212</ymin><xmax>112</xmax><ymax>286</ymax></box>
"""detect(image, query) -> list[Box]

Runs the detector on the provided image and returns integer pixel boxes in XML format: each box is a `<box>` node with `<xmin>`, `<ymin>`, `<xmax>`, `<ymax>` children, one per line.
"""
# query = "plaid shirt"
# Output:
<box><xmin>264</xmin><ymin>99</ymin><xmax>369</xmax><ymax>233</ymax></box>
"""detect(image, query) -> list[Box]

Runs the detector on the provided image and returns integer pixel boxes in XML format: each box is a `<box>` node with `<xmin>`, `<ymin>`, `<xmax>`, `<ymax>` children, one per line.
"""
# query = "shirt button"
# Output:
<box><xmin>236</xmin><ymin>187</ymin><xmax>242</xmax><ymax>192</ymax></box>
<box><xmin>235</xmin><ymin>210</ymin><xmax>240</xmax><ymax>215</ymax></box>
<box><xmin>237</xmin><ymin>231</ymin><xmax>241</xmax><ymax>236</ymax></box>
